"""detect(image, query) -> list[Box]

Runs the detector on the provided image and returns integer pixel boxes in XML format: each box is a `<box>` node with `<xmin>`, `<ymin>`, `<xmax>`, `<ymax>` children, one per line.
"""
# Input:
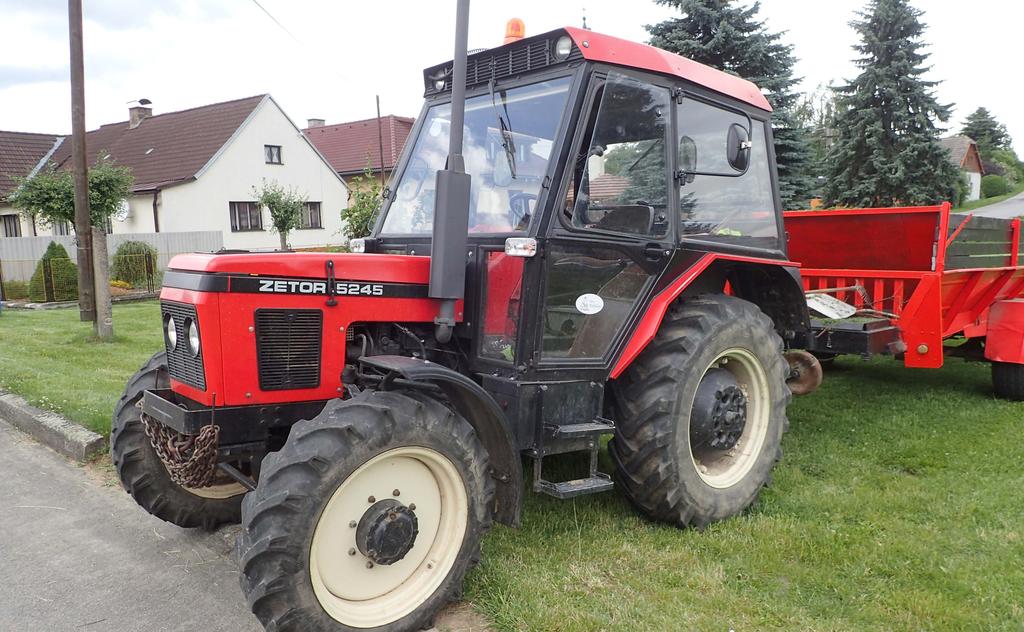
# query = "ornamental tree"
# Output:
<box><xmin>647</xmin><ymin>0</ymin><xmax>815</xmax><ymax>209</ymax></box>
<box><xmin>961</xmin><ymin>107</ymin><xmax>1011</xmax><ymax>156</ymax></box>
<box><xmin>823</xmin><ymin>0</ymin><xmax>961</xmax><ymax>208</ymax></box>
<box><xmin>254</xmin><ymin>180</ymin><xmax>307</xmax><ymax>250</ymax></box>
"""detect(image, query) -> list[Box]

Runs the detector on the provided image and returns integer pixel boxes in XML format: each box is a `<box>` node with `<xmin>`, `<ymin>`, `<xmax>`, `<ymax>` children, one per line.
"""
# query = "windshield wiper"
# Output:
<box><xmin>489</xmin><ymin>79</ymin><xmax>517</xmax><ymax>179</ymax></box>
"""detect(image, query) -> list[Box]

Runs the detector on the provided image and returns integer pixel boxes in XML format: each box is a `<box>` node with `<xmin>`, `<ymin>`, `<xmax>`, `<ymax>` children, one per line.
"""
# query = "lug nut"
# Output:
<box><xmin>349</xmin><ymin>520</ymin><xmax>357</xmax><ymax>528</ymax></box>
<box><xmin>367</xmin><ymin>495</ymin><xmax>375</xmax><ymax>503</ymax></box>
<box><xmin>366</xmin><ymin>561</ymin><xmax>374</xmax><ymax>569</ymax></box>
<box><xmin>393</xmin><ymin>489</ymin><xmax>401</xmax><ymax>497</ymax></box>
<box><xmin>348</xmin><ymin>548</ymin><xmax>356</xmax><ymax>556</ymax></box>
<box><xmin>409</xmin><ymin>503</ymin><xmax>416</xmax><ymax>511</ymax></box>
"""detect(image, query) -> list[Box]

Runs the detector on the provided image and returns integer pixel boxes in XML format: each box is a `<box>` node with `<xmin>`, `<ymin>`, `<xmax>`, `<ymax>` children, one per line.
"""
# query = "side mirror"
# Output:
<box><xmin>678</xmin><ymin>135</ymin><xmax>697</xmax><ymax>184</ymax></box>
<box><xmin>727</xmin><ymin>123</ymin><xmax>751</xmax><ymax>172</ymax></box>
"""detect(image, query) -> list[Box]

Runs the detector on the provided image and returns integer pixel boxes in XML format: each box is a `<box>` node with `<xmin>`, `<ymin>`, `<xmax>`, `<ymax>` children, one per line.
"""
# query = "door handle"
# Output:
<box><xmin>643</xmin><ymin>243</ymin><xmax>668</xmax><ymax>260</ymax></box>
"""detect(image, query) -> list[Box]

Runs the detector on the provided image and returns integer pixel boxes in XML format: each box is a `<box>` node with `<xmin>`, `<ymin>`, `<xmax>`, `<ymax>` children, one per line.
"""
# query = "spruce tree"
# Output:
<box><xmin>960</xmin><ymin>107</ymin><xmax>1010</xmax><ymax>156</ymax></box>
<box><xmin>823</xmin><ymin>0</ymin><xmax>960</xmax><ymax>208</ymax></box>
<box><xmin>648</xmin><ymin>0</ymin><xmax>814</xmax><ymax>209</ymax></box>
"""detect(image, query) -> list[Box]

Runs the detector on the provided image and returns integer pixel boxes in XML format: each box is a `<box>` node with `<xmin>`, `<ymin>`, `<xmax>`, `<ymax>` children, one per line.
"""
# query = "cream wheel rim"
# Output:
<box><xmin>688</xmin><ymin>347</ymin><xmax>771</xmax><ymax>489</ymax></box>
<box><xmin>310</xmin><ymin>446</ymin><xmax>469</xmax><ymax>628</ymax></box>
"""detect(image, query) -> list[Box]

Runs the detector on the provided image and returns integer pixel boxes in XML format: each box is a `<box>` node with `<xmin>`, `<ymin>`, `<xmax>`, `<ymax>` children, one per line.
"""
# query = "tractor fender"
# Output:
<box><xmin>611</xmin><ymin>254</ymin><xmax>809</xmax><ymax>379</ymax></box>
<box><xmin>357</xmin><ymin>355</ymin><xmax>522</xmax><ymax>527</ymax></box>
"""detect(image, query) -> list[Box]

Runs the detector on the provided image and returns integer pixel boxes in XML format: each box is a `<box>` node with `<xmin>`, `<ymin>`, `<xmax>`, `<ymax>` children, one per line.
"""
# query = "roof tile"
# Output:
<box><xmin>303</xmin><ymin>115</ymin><xmax>414</xmax><ymax>176</ymax></box>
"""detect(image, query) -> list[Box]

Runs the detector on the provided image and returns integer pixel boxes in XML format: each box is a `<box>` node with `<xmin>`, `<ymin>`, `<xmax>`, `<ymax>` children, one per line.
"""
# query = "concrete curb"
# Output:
<box><xmin>0</xmin><ymin>391</ymin><xmax>106</xmax><ymax>461</ymax></box>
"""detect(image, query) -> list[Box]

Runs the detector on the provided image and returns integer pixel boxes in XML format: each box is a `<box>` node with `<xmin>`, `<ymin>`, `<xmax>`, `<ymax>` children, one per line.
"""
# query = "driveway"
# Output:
<box><xmin>960</xmin><ymin>190</ymin><xmax>1024</xmax><ymax>218</ymax></box>
<box><xmin>0</xmin><ymin>417</ymin><xmax>486</xmax><ymax>631</ymax></box>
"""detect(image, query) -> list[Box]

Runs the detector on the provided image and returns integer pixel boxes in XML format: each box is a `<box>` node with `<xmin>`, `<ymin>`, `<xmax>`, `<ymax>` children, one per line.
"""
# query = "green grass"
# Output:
<box><xmin>0</xmin><ymin>301</ymin><xmax>162</xmax><ymax>435</ymax></box>
<box><xmin>955</xmin><ymin>182</ymin><xmax>1024</xmax><ymax>212</ymax></box>
<box><xmin>1</xmin><ymin>302</ymin><xmax>1022</xmax><ymax>628</ymax></box>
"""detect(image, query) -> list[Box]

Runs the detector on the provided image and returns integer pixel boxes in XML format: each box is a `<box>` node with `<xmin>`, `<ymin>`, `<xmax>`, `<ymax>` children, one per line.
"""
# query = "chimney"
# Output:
<box><xmin>129</xmin><ymin>105</ymin><xmax>152</xmax><ymax>129</ymax></box>
<box><xmin>307</xmin><ymin>118</ymin><xmax>325</xmax><ymax>128</ymax></box>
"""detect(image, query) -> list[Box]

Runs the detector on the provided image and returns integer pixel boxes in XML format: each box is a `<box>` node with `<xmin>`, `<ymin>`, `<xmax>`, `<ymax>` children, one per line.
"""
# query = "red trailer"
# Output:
<box><xmin>784</xmin><ymin>202</ymin><xmax>1024</xmax><ymax>399</ymax></box>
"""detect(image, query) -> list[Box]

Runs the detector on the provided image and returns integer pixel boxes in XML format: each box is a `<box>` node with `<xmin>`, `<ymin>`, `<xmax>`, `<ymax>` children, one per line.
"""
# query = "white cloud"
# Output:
<box><xmin>0</xmin><ymin>0</ymin><xmax>1020</xmax><ymax>153</ymax></box>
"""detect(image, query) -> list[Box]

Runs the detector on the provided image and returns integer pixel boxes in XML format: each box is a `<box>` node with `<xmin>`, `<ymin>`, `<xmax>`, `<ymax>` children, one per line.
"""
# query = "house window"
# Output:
<box><xmin>265</xmin><ymin>145</ymin><xmax>282</xmax><ymax>165</ymax></box>
<box><xmin>230</xmin><ymin>201</ymin><xmax>264</xmax><ymax>232</ymax></box>
<box><xmin>2</xmin><ymin>214</ymin><xmax>21</xmax><ymax>238</ymax></box>
<box><xmin>53</xmin><ymin>220</ymin><xmax>72</xmax><ymax>236</ymax></box>
<box><xmin>300</xmin><ymin>201</ymin><xmax>322</xmax><ymax>229</ymax></box>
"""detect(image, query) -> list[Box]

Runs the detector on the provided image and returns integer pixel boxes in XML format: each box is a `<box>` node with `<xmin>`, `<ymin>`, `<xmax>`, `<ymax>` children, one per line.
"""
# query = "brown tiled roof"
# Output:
<box><xmin>50</xmin><ymin>95</ymin><xmax>266</xmax><ymax>191</ymax></box>
<box><xmin>940</xmin><ymin>135</ymin><xmax>973</xmax><ymax>168</ymax></box>
<box><xmin>303</xmin><ymin>115</ymin><xmax>414</xmax><ymax>176</ymax></box>
<box><xmin>0</xmin><ymin>131</ymin><xmax>64</xmax><ymax>200</ymax></box>
<box><xmin>589</xmin><ymin>173</ymin><xmax>631</xmax><ymax>200</ymax></box>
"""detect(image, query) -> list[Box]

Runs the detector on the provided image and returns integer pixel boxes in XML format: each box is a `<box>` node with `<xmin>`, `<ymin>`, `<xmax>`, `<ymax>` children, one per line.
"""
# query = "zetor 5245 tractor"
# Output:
<box><xmin>113</xmin><ymin>16</ymin><xmax>815</xmax><ymax>632</ymax></box>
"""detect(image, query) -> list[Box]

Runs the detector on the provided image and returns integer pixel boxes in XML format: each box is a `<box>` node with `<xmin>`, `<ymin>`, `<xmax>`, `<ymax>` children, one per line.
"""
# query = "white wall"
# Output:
<box><xmin>132</xmin><ymin>97</ymin><xmax>349</xmax><ymax>250</ymax></box>
<box><xmin>967</xmin><ymin>171</ymin><xmax>982</xmax><ymax>202</ymax></box>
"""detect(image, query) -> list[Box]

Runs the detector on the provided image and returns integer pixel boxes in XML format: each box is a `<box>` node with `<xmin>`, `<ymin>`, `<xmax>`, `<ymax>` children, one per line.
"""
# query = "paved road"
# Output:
<box><xmin>0</xmin><ymin>417</ymin><xmax>484</xmax><ymax>632</ymax></box>
<box><xmin>0</xmin><ymin>418</ymin><xmax>261</xmax><ymax>632</ymax></box>
<box><xmin>962</xmin><ymin>190</ymin><xmax>1024</xmax><ymax>218</ymax></box>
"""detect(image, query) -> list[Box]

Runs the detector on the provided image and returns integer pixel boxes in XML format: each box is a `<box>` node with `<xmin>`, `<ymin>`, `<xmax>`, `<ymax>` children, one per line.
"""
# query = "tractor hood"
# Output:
<box><xmin>165</xmin><ymin>251</ymin><xmax>432</xmax><ymax>286</ymax></box>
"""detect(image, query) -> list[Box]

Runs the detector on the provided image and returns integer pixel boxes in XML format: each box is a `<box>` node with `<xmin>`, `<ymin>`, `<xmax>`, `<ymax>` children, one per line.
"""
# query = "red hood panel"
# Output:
<box><xmin>167</xmin><ymin>252</ymin><xmax>431</xmax><ymax>284</ymax></box>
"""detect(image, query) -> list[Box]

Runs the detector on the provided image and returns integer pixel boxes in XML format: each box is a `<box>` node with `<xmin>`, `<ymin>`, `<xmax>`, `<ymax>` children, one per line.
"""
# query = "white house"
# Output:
<box><xmin>2</xmin><ymin>95</ymin><xmax>348</xmax><ymax>249</ymax></box>
<box><xmin>940</xmin><ymin>135</ymin><xmax>985</xmax><ymax>202</ymax></box>
<box><xmin>0</xmin><ymin>131</ymin><xmax>65</xmax><ymax>238</ymax></box>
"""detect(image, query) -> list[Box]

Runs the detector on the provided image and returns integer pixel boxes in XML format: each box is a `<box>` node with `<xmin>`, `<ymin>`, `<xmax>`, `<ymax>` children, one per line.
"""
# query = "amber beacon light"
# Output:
<box><xmin>503</xmin><ymin>18</ymin><xmax>525</xmax><ymax>44</ymax></box>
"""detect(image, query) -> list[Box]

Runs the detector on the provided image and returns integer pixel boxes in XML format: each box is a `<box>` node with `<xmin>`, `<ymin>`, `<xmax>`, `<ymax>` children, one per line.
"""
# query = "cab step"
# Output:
<box><xmin>536</xmin><ymin>473</ymin><xmax>614</xmax><ymax>499</ymax></box>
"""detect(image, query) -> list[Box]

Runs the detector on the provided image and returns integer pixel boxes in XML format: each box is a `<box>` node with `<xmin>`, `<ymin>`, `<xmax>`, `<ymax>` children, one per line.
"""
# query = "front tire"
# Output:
<box><xmin>110</xmin><ymin>352</ymin><xmax>244</xmax><ymax>529</ymax></box>
<box><xmin>610</xmin><ymin>295</ymin><xmax>790</xmax><ymax>527</ymax></box>
<box><xmin>992</xmin><ymin>361</ymin><xmax>1024</xmax><ymax>400</ymax></box>
<box><xmin>238</xmin><ymin>390</ymin><xmax>493</xmax><ymax>632</ymax></box>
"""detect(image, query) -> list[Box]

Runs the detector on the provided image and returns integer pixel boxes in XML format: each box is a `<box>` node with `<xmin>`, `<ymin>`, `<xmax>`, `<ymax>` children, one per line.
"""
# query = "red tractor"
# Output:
<box><xmin>112</xmin><ymin>9</ymin><xmax>814</xmax><ymax>631</ymax></box>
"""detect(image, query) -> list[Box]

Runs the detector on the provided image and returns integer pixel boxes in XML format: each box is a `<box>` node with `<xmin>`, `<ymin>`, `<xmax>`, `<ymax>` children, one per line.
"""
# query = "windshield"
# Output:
<box><xmin>380</xmin><ymin>76</ymin><xmax>572</xmax><ymax>235</ymax></box>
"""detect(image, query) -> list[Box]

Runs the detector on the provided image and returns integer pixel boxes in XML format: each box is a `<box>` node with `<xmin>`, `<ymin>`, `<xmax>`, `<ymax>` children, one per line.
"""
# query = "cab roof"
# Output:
<box><xmin>562</xmin><ymin>27</ymin><xmax>771</xmax><ymax>112</ymax></box>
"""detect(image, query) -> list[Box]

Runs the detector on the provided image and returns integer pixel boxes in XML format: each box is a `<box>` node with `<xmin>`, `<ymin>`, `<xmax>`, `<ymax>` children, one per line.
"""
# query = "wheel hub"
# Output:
<box><xmin>355</xmin><ymin>499</ymin><xmax>419</xmax><ymax>566</ymax></box>
<box><xmin>691</xmin><ymin>368</ymin><xmax>748</xmax><ymax>451</ymax></box>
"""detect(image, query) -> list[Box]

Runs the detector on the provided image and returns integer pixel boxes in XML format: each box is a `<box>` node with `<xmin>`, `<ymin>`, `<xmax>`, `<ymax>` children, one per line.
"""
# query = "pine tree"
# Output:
<box><xmin>648</xmin><ymin>0</ymin><xmax>814</xmax><ymax>209</ymax></box>
<box><xmin>823</xmin><ymin>0</ymin><xmax>960</xmax><ymax>208</ymax></box>
<box><xmin>960</xmin><ymin>107</ymin><xmax>1010</xmax><ymax>156</ymax></box>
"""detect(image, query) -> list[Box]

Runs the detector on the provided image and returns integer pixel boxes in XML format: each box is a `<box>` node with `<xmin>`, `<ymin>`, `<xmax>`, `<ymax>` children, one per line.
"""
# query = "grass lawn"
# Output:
<box><xmin>1</xmin><ymin>301</ymin><xmax>1022</xmax><ymax>629</ymax></box>
<box><xmin>0</xmin><ymin>301</ymin><xmax>162</xmax><ymax>435</ymax></box>
<box><xmin>955</xmin><ymin>182</ymin><xmax>1024</xmax><ymax>212</ymax></box>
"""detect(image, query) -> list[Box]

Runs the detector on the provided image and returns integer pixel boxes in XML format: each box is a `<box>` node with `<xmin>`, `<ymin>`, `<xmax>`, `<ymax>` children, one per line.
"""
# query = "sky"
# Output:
<box><xmin>0</xmin><ymin>0</ymin><xmax>1020</xmax><ymax>150</ymax></box>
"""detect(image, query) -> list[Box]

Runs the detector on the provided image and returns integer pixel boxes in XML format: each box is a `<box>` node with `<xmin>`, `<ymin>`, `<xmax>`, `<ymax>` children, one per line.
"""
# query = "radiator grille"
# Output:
<box><xmin>161</xmin><ymin>301</ymin><xmax>206</xmax><ymax>390</ymax></box>
<box><xmin>255</xmin><ymin>309</ymin><xmax>323</xmax><ymax>391</ymax></box>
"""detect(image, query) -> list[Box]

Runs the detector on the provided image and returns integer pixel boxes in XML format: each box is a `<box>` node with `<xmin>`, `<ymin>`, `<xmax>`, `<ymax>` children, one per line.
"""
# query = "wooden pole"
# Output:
<box><xmin>69</xmin><ymin>0</ymin><xmax>95</xmax><ymax>323</ymax></box>
<box><xmin>375</xmin><ymin>95</ymin><xmax>386</xmax><ymax>187</ymax></box>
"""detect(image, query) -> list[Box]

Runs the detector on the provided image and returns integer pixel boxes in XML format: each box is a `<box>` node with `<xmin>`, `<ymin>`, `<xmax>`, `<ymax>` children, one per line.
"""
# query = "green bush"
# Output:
<box><xmin>981</xmin><ymin>174</ymin><xmax>1010</xmax><ymax>199</ymax></box>
<box><xmin>28</xmin><ymin>242</ymin><xmax>78</xmax><ymax>302</ymax></box>
<box><xmin>2</xmin><ymin>280</ymin><xmax>29</xmax><ymax>300</ymax></box>
<box><xmin>111</xmin><ymin>240</ymin><xmax>157</xmax><ymax>288</ymax></box>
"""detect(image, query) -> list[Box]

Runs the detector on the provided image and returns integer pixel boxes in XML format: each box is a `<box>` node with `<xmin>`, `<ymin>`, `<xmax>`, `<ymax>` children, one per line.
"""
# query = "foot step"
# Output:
<box><xmin>536</xmin><ymin>474</ymin><xmax>613</xmax><ymax>499</ymax></box>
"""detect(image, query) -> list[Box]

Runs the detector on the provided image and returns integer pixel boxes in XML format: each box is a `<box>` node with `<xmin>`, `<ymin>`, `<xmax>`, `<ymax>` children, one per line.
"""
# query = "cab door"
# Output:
<box><xmin>536</xmin><ymin>71</ymin><xmax>676</xmax><ymax>367</ymax></box>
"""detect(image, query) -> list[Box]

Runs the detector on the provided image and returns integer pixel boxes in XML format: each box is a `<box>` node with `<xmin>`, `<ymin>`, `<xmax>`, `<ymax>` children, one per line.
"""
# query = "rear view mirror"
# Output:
<box><xmin>727</xmin><ymin>123</ymin><xmax>751</xmax><ymax>172</ymax></box>
<box><xmin>678</xmin><ymin>136</ymin><xmax>697</xmax><ymax>184</ymax></box>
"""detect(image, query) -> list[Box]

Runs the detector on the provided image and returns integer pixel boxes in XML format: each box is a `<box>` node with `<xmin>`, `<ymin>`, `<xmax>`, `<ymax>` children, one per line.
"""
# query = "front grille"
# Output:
<box><xmin>255</xmin><ymin>309</ymin><xmax>323</xmax><ymax>391</ymax></box>
<box><xmin>424</xmin><ymin>36</ymin><xmax>582</xmax><ymax>95</ymax></box>
<box><xmin>161</xmin><ymin>301</ymin><xmax>206</xmax><ymax>390</ymax></box>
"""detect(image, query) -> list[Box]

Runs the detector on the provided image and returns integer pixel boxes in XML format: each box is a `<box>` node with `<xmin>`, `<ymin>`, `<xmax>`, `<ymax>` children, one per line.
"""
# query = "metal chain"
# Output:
<box><xmin>139</xmin><ymin>402</ymin><xmax>221</xmax><ymax>489</ymax></box>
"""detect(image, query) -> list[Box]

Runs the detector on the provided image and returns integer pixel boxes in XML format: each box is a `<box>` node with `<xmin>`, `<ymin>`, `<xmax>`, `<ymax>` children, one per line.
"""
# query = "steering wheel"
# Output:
<box><xmin>508</xmin><ymin>192</ymin><xmax>538</xmax><ymax>230</ymax></box>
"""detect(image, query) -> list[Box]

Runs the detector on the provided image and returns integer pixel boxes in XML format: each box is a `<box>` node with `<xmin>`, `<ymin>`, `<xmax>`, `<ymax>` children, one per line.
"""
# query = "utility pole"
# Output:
<box><xmin>69</xmin><ymin>0</ymin><xmax>95</xmax><ymax>323</ymax></box>
<box><xmin>375</xmin><ymin>95</ymin><xmax>386</xmax><ymax>188</ymax></box>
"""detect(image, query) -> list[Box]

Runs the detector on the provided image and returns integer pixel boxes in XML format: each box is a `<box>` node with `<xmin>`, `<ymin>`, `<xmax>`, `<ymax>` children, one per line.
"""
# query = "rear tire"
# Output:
<box><xmin>610</xmin><ymin>294</ymin><xmax>790</xmax><ymax>528</ymax></box>
<box><xmin>238</xmin><ymin>390</ymin><xmax>493</xmax><ymax>632</ymax></box>
<box><xmin>992</xmin><ymin>362</ymin><xmax>1024</xmax><ymax>400</ymax></box>
<box><xmin>110</xmin><ymin>352</ymin><xmax>244</xmax><ymax>529</ymax></box>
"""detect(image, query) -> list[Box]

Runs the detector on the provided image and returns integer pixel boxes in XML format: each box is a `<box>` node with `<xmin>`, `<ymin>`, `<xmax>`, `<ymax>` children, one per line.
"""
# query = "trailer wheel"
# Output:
<box><xmin>610</xmin><ymin>295</ymin><xmax>790</xmax><ymax>527</ymax></box>
<box><xmin>110</xmin><ymin>352</ymin><xmax>244</xmax><ymax>530</ymax></box>
<box><xmin>991</xmin><ymin>362</ymin><xmax>1024</xmax><ymax>400</ymax></box>
<box><xmin>238</xmin><ymin>390</ymin><xmax>493</xmax><ymax>632</ymax></box>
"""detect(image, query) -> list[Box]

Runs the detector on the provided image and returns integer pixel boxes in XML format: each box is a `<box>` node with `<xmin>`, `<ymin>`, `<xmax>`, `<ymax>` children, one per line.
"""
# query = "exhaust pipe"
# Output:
<box><xmin>429</xmin><ymin>0</ymin><xmax>472</xmax><ymax>343</ymax></box>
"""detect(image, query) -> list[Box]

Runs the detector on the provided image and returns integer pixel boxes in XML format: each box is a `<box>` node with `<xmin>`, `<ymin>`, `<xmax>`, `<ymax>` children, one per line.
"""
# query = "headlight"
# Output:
<box><xmin>186</xmin><ymin>318</ymin><xmax>200</xmax><ymax>357</ymax></box>
<box><xmin>554</xmin><ymin>35</ymin><xmax>573</xmax><ymax>61</ymax></box>
<box><xmin>165</xmin><ymin>315</ymin><xmax>177</xmax><ymax>350</ymax></box>
<box><xmin>350</xmin><ymin>238</ymin><xmax>366</xmax><ymax>253</ymax></box>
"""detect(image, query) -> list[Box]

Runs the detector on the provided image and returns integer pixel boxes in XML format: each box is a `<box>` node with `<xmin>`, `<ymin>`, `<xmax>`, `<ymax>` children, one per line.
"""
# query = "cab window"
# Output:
<box><xmin>676</xmin><ymin>98</ymin><xmax>778</xmax><ymax>249</ymax></box>
<box><xmin>564</xmin><ymin>73</ymin><xmax>671</xmax><ymax>238</ymax></box>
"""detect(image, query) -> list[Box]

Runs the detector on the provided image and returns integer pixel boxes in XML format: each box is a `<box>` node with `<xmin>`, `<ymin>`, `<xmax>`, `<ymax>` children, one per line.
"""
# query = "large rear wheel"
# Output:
<box><xmin>610</xmin><ymin>294</ymin><xmax>790</xmax><ymax>527</ymax></box>
<box><xmin>110</xmin><ymin>352</ymin><xmax>245</xmax><ymax>529</ymax></box>
<box><xmin>238</xmin><ymin>390</ymin><xmax>493</xmax><ymax>631</ymax></box>
<box><xmin>992</xmin><ymin>361</ymin><xmax>1024</xmax><ymax>400</ymax></box>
